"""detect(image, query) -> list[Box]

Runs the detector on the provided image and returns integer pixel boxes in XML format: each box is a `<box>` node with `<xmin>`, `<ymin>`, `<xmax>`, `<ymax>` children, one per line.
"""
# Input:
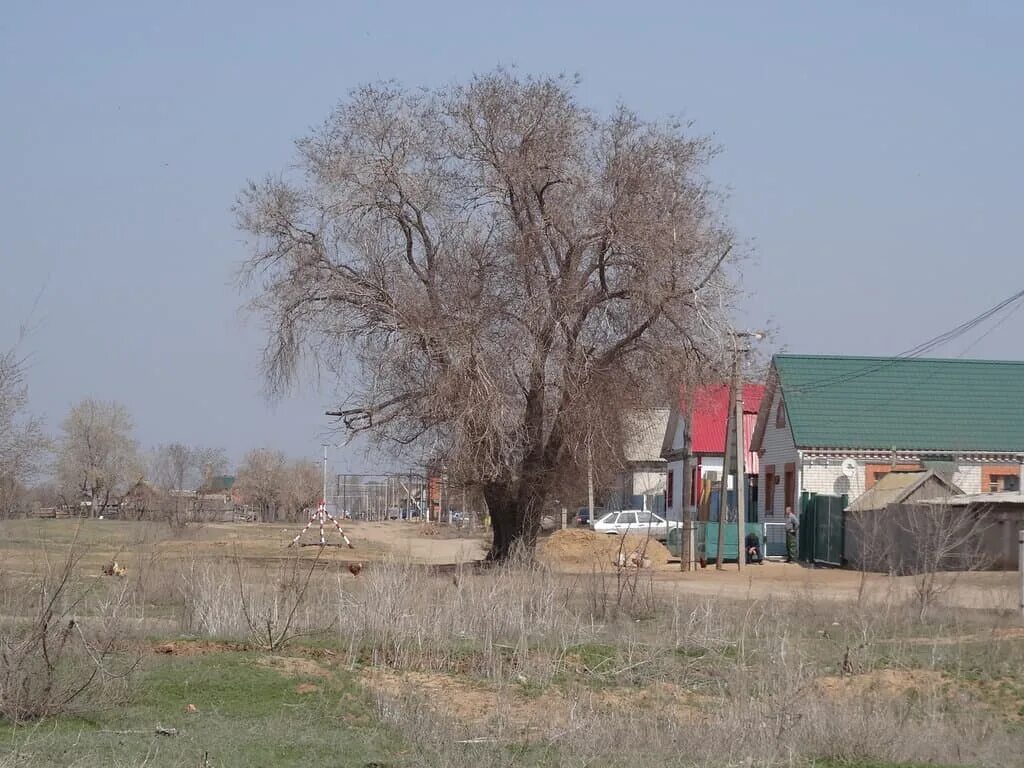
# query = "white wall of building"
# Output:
<box><xmin>798</xmin><ymin>458</ymin><xmax>1001</xmax><ymax>500</ymax></box>
<box><xmin>952</xmin><ymin>465</ymin><xmax>981</xmax><ymax>494</ymax></box>
<box><xmin>757</xmin><ymin>387</ymin><xmax>798</xmax><ymax>521</ymax></box>
<box><xmin>801</xmin><ymin>459</ymin><xmax>864</xmax><ymax>500</ymax></box>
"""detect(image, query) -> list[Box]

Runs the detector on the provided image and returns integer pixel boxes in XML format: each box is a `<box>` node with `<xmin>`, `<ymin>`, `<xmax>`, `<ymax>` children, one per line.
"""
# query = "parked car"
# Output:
<box><xmin>591</xmin><ymin>510</ymin><xmax>670</xmax><ymax>541</ymax></box>
<box><xmin>575</xmin><ymin>506</ymin><xmax>606</xmax><ymax>526</ymax></box>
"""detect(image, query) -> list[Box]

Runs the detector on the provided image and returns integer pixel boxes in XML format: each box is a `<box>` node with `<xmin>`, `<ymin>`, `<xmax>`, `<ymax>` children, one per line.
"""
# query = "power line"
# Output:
<box><xmin>789</xmin><ymin>287</ymin><xmax>1024</xmax><ymax>395</ymax></box>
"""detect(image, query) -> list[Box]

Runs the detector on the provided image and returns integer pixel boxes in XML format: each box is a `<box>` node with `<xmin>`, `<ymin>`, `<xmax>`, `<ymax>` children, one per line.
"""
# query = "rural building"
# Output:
<box><xmin>661</xmin><ymin>384</ymin><xmax>765</xmax><ymax>522</ymax></box>
<box><xmin>751</xmin><ymin>355</ymin><xmax>1024</xmax><ymax>524</ymax></box>
<box><xmin>845</xmin><ymin>470</ymin><xmax>962</xmax><ymax>513</ymax></box>
<box><xmin>845</xmin><ymin>491</ymin><xmax>1024</xmax><ymax>572</ymax></box>
<box><xmin>609</xmin><ymin>408</ymin><xmax>670</xmax><ymax>515</ymax></box>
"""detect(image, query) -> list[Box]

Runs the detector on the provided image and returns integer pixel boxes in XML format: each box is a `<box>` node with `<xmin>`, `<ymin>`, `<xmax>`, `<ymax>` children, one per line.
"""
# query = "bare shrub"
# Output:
<box><xmin>892</xmin><ymin>503</ymin><xmax>993</xmax><ymax>619</ymax></box>
<box><xmin>0</xmin><ymin>537</ymin><xmax>138</xmax><ymax>724</ymax></box>
<box><xmin>234</xmin><ymin>548</ymin><xmax>328</xmax><ymax>651</ymax></box>
<box><xmin>178</xmin><ymin>551</ymin><xmax>336</xmax><ymax>651</ymax></box>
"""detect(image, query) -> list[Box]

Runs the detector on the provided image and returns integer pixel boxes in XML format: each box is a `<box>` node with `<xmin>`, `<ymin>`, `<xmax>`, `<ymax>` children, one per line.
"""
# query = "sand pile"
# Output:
<box><xmin>539</xmin><ymin>528</ymin><xmax>671</xmax><ymax>570</ymax></box>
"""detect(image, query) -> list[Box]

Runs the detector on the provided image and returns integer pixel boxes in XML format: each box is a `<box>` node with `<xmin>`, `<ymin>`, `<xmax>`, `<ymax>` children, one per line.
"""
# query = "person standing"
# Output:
<box><xmin>785</xmin><ymin>506</ymin><xmax>799</xmax><ymax>563</ymax></box>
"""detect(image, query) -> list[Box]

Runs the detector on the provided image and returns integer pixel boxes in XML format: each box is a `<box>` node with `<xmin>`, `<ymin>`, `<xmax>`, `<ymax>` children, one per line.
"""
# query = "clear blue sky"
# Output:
<box><xmin>2</xmin><ymin>1</ymin><xmax>1022</xmax><ymax>471</ymax></box>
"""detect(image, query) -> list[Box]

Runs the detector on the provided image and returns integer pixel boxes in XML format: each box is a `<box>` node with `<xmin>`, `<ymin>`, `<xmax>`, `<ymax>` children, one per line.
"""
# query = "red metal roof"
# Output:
<box><xmin>686</xmin><ymin>384</ymin><xmax>765</xmax><ymax>457</ymax></box>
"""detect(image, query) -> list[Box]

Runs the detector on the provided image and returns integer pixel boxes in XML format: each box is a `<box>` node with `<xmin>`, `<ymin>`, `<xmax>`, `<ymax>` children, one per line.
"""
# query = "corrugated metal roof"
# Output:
<box><xmin>690</xmin><ymin>384</ymin><xmax>765</xmax><ymax>455</ymax></box>
<box><xmin>624</xmin><ymin>409</ymin><xmax>671</xmax><ymax>463</ymax></box>
<box><xmin>846</xmin><ymin>470</ymin><xmax>961</xmax><ymax>511</ymax></box>
<box><xmin>774</xmin><ymin>355</ymin><xmax>1024</xmax><ymax>453</ymax></box>
<box><xmin>923</xmin><ymin>492</ymin><xmax>1024</xmax><ymax>506</ymax></box>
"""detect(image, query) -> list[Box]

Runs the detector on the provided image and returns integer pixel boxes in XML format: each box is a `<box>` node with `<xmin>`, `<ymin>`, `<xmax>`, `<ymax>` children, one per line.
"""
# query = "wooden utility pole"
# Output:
<box><xmin>717</xmin><ymin>330</ymin><xmax>764</xmax><ymax>572</ymax></box>
<box><xmin>680</xmin><ymin>390</ymin><xmax>694</xmax><ymax>572</ymax></box>
<box><xmin>716</xmin><ymin>375</ymin><xmax>737</xmax><ymax>571</ymax></box>
<box><xmin>587</xmin><ymin>439</ymin><xmax>595</xmax><ymax>527</ymax></box>
<box><xmin>734</xmin><ymin>363</ymin><xmax>746</xmax><ymax>573</ymax></box>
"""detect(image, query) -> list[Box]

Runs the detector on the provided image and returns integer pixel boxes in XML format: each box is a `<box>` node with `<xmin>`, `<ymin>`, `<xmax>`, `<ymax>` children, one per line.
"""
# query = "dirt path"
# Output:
<box><xmin>643</xmin><ymin>560</ymin><xmax>1017</xmax><ymax>610</ymax></box>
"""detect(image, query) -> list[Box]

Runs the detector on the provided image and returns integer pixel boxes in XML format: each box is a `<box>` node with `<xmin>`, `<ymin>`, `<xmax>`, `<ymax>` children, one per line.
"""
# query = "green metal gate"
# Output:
<box><xmin>799</xmin><ymin>492</ymin><xmax>847</xmax><ymax>566</ymax></box>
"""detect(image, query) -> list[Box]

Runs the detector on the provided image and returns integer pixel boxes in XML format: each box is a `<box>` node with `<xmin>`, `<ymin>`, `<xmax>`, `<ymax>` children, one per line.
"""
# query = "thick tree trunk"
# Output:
<box><xmin>483</xmin><ymin>480</ymin><xmax>546</xmax><ymax>562</ymax></box>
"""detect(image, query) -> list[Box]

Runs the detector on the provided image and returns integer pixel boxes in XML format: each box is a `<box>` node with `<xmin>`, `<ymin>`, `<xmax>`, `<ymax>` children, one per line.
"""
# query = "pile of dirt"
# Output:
<box><xmin>538</xmin><ymin>529</ymin><xmax>670</xmax><ymax>570</ymax></box>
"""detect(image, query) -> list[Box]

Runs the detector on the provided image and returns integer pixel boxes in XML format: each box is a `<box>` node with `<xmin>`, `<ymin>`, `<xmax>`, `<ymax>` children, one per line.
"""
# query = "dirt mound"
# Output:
<box><xmin>539</xmin><ymin>529</ymin><xmax>670</xmax><ymax>570</ymax></box>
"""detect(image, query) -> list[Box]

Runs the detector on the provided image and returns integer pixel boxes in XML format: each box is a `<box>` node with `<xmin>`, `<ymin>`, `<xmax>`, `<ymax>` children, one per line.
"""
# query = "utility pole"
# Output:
<box><xmin>725</xmin><ymin>330</ymin><xmax>766</xmax><ymax>572</ymax></box>
<box><xmin>716</xmin><ymin>330</ymin><xmax>766</xmax><ymax>572</ymax></box>
<box><xmin>733</xmin><ymin>350</ymin><xmax>746</xmax><ymax>574</ymax></box>
<box><xmin>716</xmin><ymin>378</ymin><xmax>736</xmax><ymax>571</ymax></box>
<box><xmin>680</xmin><ymin>389</ymin><xmax>694</xmax><ymax>572</ymax></box>
<box><xmin>587</xmin><ymin>438</ymin><xmax>595</xmax><ymax>528</ymax></box>
<box><xmin>322</xmin><ymin>444</ymin><xmax>328</xmax><ymax>513</ymax></box>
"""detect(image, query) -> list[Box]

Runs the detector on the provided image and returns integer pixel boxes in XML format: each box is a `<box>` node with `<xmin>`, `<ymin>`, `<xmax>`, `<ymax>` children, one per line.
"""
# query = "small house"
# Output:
<box><xmin>661</xmin><ymin>384</ymin><xmax>765</xmax><ymax>522</ymax></box>
<box><xmin>751</xmin><ymin>355</ymin><xmax>1024</xmax><ymax>524</ymax></box>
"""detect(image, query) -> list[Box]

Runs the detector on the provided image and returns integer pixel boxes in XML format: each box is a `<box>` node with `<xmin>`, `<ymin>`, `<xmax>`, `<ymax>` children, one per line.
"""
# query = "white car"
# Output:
<box><xmin>591</xmin><ymin>510</ymin><xmax>669</xmax><ymax>540</ymax></box>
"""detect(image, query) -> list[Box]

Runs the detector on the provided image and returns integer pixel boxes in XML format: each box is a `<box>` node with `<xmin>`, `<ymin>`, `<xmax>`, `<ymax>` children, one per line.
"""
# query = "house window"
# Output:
<box><xmin>988</xmin><ymin>474</ymin><xmax>1018</xmax><ymax>492</ymax></box>
<box><xmin>763</xmin><ymin>465</ymin><xmax>776</xmax><ymax>515</ymax></box>
<box><xmin>775</xmin><ymin>402</ymin><xmax>787</xmax><ymax>429</ymax></box>
<box><xmin>666</xmin><ymin>470</ymin><xmax>674</xmax><ymax>508</ymax></box>
<box><xmin>981</xmin><ymin>466</ymin><xmax>1022</xmax><ymax>493</ymax></box>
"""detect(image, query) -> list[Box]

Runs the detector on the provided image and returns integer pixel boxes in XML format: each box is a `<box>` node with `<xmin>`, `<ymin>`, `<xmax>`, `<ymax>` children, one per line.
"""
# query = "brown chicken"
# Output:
<box><xmin>348</xmin><ymin>562</ymin><xmax>363</xmax><ymax>576</ymax></box>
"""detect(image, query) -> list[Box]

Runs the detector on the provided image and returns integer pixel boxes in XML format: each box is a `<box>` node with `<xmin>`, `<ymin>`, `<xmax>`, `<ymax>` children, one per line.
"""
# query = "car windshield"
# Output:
<box><xmin>617</xmin><ymin>512</ymin><xmax>638</xmax><ymax>525</ymax></box>
<box><xmin>596</xmin><ymin>512</ymin><xmax>616</xmax><ymax>524</ymax></box>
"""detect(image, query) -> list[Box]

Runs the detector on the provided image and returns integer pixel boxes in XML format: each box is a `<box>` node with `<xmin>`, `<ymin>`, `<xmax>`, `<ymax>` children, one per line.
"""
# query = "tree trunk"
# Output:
<box><xmin>483</xmin><ymin>481</ymin><xmax>546</xmax><ymax>562</ymax></box>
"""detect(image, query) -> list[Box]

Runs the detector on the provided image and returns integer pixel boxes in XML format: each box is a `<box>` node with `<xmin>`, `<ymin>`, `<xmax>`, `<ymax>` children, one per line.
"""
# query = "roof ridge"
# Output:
<box><xmin>775</xmin><ymin>353</ymin><xmax>1024</xmax><ymax>366</ymax></box>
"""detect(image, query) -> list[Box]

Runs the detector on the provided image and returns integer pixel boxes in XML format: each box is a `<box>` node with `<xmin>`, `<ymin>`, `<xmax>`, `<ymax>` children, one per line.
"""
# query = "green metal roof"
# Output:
<box><xmin>774</xmin><ymin>355</ymin><xmax>1024</xmax><ymax>453</ymax></box>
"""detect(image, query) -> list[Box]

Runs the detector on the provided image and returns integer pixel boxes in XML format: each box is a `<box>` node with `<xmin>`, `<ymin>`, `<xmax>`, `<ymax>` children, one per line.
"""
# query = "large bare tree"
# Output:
<box><xmin>0</xmin><ymin>349</ymin><xmax>48</xmax><ymax>517</ymax></box>
<box><xmin>237</xmin><ymin>71</ymin><xmax>736</xmax><ymax>559</ymax></box>
<box><xmin>56</xmin><ymin>399</ymin><xmax>141</xmax><ymax>516</ymax></box>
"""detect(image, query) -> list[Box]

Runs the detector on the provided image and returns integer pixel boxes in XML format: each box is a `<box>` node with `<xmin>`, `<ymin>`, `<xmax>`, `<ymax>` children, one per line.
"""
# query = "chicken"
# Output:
<box><xmin>348</xmin><ymin>562</ymin><xmax>363</xmax><ymax>577</ymax></box>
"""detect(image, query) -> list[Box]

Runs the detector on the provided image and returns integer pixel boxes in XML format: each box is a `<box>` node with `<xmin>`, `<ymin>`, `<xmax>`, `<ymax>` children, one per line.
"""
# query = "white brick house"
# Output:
<box><xmin>750</xmin><ymin>355</ymin><xmax>1024</xmax><ymax>521</ymax></box>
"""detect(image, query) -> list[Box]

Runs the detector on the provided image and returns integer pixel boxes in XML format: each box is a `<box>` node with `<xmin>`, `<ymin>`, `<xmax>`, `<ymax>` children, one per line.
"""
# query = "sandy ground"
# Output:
<box><xmin>645</xmin><ymin>559</ymin><xmax>1018</xmax><ymax>611</ymax></box>
<box><xmin>0</xmin><ymin>518</ymin><xmax>489</xmax><ymax>573</ymax></box>
<box><xmin>0</xmin><ymin>519</ymin><xmax>1016</xmax><ymax>610</ymax></box>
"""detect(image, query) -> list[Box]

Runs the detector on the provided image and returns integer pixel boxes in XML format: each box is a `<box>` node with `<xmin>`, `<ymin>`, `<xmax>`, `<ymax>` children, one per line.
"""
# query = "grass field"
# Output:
<box><xmin>2</xmin><ymin>519</ymin><xmax>1023</xmax><ymax>767</ymax></box>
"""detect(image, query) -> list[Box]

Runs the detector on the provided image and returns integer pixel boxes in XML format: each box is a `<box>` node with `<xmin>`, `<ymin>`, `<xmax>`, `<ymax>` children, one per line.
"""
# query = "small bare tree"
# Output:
<box><xmin>152</xmin><ymin>443</ymin><xmax>228</xmax><ymax>526</ymax></box>
<box><xmin>0</xmin><ymin>348</ymin><xmax>48</xmax><ymax>518</ymax></box>
<box><xmin>233</xmin><ymin>547</ymin><xmax>326</xmax><ymax>651</ymax></box>
<box><xmin>892</xmin><ymin>502</ymin><xmax>992</xmax><ymax>619</ymax></box>
<box><xmin>280</xmin><ymin>459</ymin><xmax>322</xmax><ymax>522</ymax></box>
<box><xmin>237</xmin><ymin>70</ymin><xmax>737</xmax><ymax>559</ymax></box>
<box><xmin>56</xmin><ymin>400</ymin><xmax>141</xmax><ymax>517</ymax></box>
<box><xmin>235</xmin><ymin>448</ymin><xmax>287</xmax><ymax>522</ymax></box>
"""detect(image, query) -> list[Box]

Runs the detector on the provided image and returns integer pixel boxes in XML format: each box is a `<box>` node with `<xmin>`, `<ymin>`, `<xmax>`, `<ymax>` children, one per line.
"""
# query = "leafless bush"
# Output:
<box><xmin>893</xmin><ymin>503</ymin><xmax>993</xmax><ymax>619</ymax></box>
<box><xmin>234</xmin><ymin>547</ymin><xmax>328</xmax><ymax>651</ymax></box>
<box><xmin>0</xmin><ymin>538</ymin><xmax>138</xmax><ymax>724</ymax></box>
<box><xmin>337</xmin><ymin>557</ymin><xmax>583</xmax><ymax>680</ymax></box>
<box><xmin>177</xmin><ymin>551</ymin><xmax>336</xmax><ymax>651</ymax></box>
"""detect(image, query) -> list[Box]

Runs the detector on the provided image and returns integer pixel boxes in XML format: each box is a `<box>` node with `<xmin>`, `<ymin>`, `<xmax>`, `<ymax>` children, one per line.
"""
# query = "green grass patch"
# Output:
<box><xmin>0</xmin><ymin>651</ymin><xmax>402</xmax><ymax>767</ymax></box>
<box><xmin>563</xmin><ymin>642</ymin><xmax>618</xmax><ymax>672</ymax></box>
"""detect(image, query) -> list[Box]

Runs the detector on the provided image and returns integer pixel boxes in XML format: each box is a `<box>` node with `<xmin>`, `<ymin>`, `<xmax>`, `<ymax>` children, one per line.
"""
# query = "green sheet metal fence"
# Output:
<box><xmin>667</xmin><ymin>522</ymin><xmax>765</xmax><ymax>564</ymax></box>
<box><xmin>799</xmin><ymin>491</ymin><xmax>847</xmax><ymax>566</ymax></box>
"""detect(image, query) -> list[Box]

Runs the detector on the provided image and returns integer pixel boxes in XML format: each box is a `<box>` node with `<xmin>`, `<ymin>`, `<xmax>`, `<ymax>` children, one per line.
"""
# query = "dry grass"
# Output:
<box><xmin>3</xmin><ymin>519</ymin><xmax>1024</xmax><ymax>766</ymax></box>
